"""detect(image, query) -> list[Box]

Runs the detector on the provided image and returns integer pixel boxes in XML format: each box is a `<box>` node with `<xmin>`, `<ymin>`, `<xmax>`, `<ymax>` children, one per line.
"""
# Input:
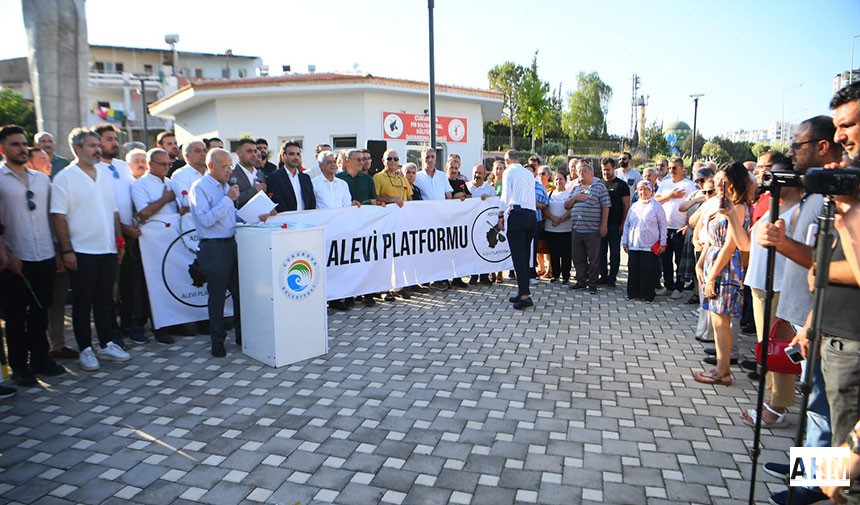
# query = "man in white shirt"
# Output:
<box><xmin>498</xmin><ymin>149</ymin><xmax>537</xmax><ymax>309</ymax></box>
<box><xmin>0</xmin><ymin>125</ymin><xmax>66</xmax><ymax>386</ymax></box>
<box><xmin>615</xmin><ymin>151</ymin><xmax>641</xmax><ymax>191</ymax></box>
<box><xmin>172</xmin><ymin>140</ymin><xmax>207</xmax><ymax>214</ymax></box>
<box><xmin>231</xmin><ymin>139</ymin><xmax>266</xmax><ymax>209</ymax></box>
<box><xmin>654</xmin><ymin>156</ymin><xmax>697</xmax><ymax>297</ymax></box>
<box><xmin>414</xmin><ymin>148</ymin><xmax>451</xmax><ymax>201</ymax></box>
<box><xmin>467</xmin><ymin>163</ymin><xmax>497</xmax><ymax>201</ymax></box>
<box><xmin>51</xmin><ymin>127</ymin><xmax>131</xmax><ymax>372</ymax></box>
<box><xmin>313</xmin><ymin>151</ymin><xmax>357</xmax><ymax>209</ymax></box>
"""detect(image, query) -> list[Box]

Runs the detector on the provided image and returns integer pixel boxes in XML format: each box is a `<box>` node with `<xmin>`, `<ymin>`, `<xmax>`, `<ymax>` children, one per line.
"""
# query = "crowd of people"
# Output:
<box><xmin>1</xmin><ymin>76</ymin><xmax>859</xmax><ymax>503</ymax></box>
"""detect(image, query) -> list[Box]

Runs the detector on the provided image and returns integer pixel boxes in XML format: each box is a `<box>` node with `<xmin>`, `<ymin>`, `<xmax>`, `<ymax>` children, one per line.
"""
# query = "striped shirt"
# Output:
<box><xmin>569</xmin><ymin>181</ymin><xmax>610</xmax><ymax>233</ymax></box>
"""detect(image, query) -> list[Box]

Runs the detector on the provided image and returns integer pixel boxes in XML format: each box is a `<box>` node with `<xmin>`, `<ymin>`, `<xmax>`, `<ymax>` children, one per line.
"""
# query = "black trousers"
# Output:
<box><xmin>661</xmin><ymin>229</ymin><xmax>686</xmax><ymax>291</ymax></box>
<box><xmin>197</xmin><ymin>239</ymin><xmax>241</xmax><ymax>344</ymax></box>
<box><xmin>544</xmin><ymin>230</ymin><xmax>571</xmax><ymax>281</ymax></box>
<box><xmin>0</xmin><ymin>258</ymin><xmax>55</xmax><ymax>371</ymax></box>
<box><xmin>600</xmin><ymin>222</ymin><xmax>622</xmax><ymax>282</ymax></box>
<box><xmin>118</xmin><ymin>237</ymin><xmax>150</xmax><ymax>331</ymax></box>
<box><xmin>507</xmin><ymin>208</ymin><xmax>536</xmax><ymax>297</ymax></box>
<box><xmin>531</xmin><ymin>223</ymin><xmax>542</xmax><ymax>278</ymax></box>
<box><xmin>627</xmin><ymin>250</ymin><xmax>658</xmax><ymax>300</ymax></box>
<box><xmin>68</xmin><ymin>253</ymin><xmax>117</xmax><ymax>351</ymax></box>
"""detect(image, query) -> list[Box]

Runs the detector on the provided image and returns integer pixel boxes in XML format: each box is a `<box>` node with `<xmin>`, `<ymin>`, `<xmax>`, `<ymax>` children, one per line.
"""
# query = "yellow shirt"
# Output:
<box><xmin>373</xmin><ymin>170</ymin><xmax>413</xmax><ymax>201</ymax></box>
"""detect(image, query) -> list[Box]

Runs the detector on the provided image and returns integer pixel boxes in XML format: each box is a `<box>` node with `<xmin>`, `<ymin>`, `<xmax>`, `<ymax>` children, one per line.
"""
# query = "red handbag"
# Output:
<box><xmin>755</xmin><ymin>319</ymin><xmax>802</xmax><ymax>375</ymax></box>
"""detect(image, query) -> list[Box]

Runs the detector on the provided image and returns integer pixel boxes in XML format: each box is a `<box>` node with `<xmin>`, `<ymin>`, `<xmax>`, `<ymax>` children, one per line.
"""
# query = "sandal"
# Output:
<box><xmin>742</xmin><ymin>404</ymin><xmax>788</xmax><ymax>428</ymax></box>
<box><xmin>693</xmin><ymin>368</ymin><xmax>732</xmax><ymax>386</ymax></box>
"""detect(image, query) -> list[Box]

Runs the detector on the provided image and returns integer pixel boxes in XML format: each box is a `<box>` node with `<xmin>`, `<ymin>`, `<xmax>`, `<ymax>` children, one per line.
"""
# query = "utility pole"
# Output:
<box><xmin>629</xmin><ymin>74</ymin><xmax>640</xmax><ymax>142</ymax></box>
<box><xmin>427</xmin><ymin>0</ymin><xmax>437</xmax><ymax>167</ymax></box>
<box><xmin>689</xmin><ymin>94</ymin><xmax>703</xmax><ymax>170</ymax></box>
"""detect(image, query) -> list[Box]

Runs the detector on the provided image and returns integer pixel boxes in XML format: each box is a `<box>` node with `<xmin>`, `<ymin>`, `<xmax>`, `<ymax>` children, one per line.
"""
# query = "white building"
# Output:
<box><xmin>834</xmin><ymin>68</ymin><xmax>860</xmax><ymax>92</ymax></box>
<box><xmin>149</xmin><ymin>73</ymin><xmax>503</xmax><ymax>176</ymax></box>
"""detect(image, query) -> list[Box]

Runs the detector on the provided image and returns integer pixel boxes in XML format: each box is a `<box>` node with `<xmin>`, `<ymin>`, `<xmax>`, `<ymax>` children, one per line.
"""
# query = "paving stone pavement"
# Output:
<box><xmin>0</xmin><ymin>272</ymin><xmax>800</xmax><ymax>504</ymax></box>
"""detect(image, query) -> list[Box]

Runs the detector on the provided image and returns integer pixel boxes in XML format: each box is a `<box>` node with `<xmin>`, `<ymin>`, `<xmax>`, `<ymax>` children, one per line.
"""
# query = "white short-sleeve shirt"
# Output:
<box><xmin>171</xmin><ymin>165</ymin><xmax>205</xmax><ymax>208</ymax></box>
<box><xmin>132</xmin><ymin>173</ymin><xmax>179</xmax><ymax>221</ymax></box>
<box><xmin>657</xmin><ymin>177</ymin><xmax>698</xmax><ymax>229</ymax></box>
<box><xmin>312</xmin><ymin>175</ymin><xmax>352</xmax><ymax>209</ymax></box>
<box><xmin>50</xmin><ymin>164</ymin><xmax>118</xmax><ymax>254</ymax></box>
<box><xmin>96</xmin><ymin>159</ymin><xmax>135</xmax><ymax>226</ymax></box>
<box><xmin>414</xmin><ymin>169</ymin><xmax>449</xmax><ymax>201</ymax></box>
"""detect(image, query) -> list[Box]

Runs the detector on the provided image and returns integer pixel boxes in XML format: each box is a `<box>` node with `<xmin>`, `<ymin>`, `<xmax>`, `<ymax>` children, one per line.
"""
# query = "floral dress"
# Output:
<box><xmin>702</xmin><ymin>207</ymin><xmax>750</xmax><ymax>316</ymax></box>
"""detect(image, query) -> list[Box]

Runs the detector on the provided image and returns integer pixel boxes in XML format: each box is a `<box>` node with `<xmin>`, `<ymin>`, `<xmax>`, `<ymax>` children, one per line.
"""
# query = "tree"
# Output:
<box><xmin>488</xmin><ymin>62</ymin><xmax>525</xmax><ymax>148</ymax></box>
<box><xmin>752</xmin><ymin>141</ymin><xmax>789</xmax><ymax>158</ymax></box>
<box><xmin>681</xmin><ymin>131</ymin><xmax>706</xmax><ymax>160</ymax></box>
<box><xmin>0</xmin><ymin>88</ymin><xmax>37</xmax><ymax>140</ymax></box>
<box><xmin>517</xmin><ymin>53</ymin><xmax>551</xmax><ymax>151</ymax></box>
<box><xmin>641</xmin><ymin>120</ymin><xmax>669</xmax><ymax>157</ymax></box>
<box><xmin>701</xmin><ymin>141</ymin><xmax>731</xmax><ymax>163</ymax></box>
<box><xmin>562</xmin><ymin>72</ymin><xmax>612</xmax><ymax>141</ymax></box>
<box><xmin>710</xmin><ymin>136</ymin><xmax>754</xmax><ymax>162</ymax></box>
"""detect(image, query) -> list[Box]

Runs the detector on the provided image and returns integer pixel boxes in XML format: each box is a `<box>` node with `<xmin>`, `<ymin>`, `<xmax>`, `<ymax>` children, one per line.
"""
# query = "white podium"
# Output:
<box><xmin>236</xmin><ymin>225</ymin><xmax>328</xmax><ymax>367</ymax></box>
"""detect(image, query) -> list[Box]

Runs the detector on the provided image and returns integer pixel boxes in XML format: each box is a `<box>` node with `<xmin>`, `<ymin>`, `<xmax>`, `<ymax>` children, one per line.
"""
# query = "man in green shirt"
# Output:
<box><xmin>336</xmin><ymin>149</ymin><xmax>379</xmax><ymax>205</ymax></box>
<box><xmin>34</xmin><ymin>132</ymin><xmax>69</xmax><ymax>178</ymax></box>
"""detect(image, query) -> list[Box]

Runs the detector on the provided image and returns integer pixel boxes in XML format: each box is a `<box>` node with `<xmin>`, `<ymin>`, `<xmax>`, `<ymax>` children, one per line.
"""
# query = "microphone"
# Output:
<box><xmin>228</xmin><ymin>176</ymin><xmax>237</xmax><ymax>186</ymax></box>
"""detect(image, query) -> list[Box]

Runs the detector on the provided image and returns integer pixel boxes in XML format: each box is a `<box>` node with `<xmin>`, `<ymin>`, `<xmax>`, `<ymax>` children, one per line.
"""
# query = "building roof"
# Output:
<box><xmin>90</xmin><ymin>44</ymin><xmax>259</xmax><ymax>60</ymax></box>
<box><xmin>149</xmin><ymin>72</ymin><xmax>503</xmax><ymax>119</ymax></box>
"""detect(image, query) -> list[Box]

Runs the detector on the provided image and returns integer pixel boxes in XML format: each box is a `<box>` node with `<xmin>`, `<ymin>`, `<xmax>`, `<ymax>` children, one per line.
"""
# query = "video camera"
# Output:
<box><xmin>760</xmin><ymin>167</ymin><xmax>860</xmax><ymax>197</ymax></box>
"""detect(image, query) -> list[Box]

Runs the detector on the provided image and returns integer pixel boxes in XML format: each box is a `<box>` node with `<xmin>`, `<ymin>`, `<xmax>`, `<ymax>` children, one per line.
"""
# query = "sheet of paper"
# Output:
<box><xmin>236</xmin><ymin>190</ymin><xmax>277</xmax><ymax>225</ymax></box>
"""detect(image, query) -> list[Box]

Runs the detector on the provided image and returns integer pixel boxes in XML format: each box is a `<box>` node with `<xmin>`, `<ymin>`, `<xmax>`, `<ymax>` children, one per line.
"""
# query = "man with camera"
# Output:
<box><xmin>759</xmin><ymin>92</ymin><xmax>859</xmax><ymax>503</ymax></box>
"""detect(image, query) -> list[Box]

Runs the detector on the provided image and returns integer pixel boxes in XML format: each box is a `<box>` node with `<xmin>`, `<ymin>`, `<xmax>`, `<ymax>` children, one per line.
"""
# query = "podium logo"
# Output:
<box><xmin>789</xmin><ymin>447</ymin><xmax>850</xmax><ymax>487</ymax></box>
<box><xmin>280</xmin><ymin>251</ymin><xmax>319</xmax><ymax>300</ymax></box>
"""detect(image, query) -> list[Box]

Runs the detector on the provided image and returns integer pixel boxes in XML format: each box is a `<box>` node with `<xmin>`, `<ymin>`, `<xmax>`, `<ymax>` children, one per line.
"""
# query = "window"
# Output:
<box><xmin>331</xmin><ymin>136</ymin><xmax>357</xmax><ymax>149</ymax></box>
<box><xmin>94</xmin><ymin>62</ymin><xmax>105</xmax><ymax>73</ymax></box>
<box><xmin>115</xmin><ymin>63</ymin><xmax>124</xmax><ymax>72</ymax></box>
<box><xmin>194</xmin><ymin>68</ymin><xmax>203</xmax><ymax>78</ymax></box>
<box><xmin>104</xmin><ymin>62</ymin><xmax>116</xmax><ymax>73</ymax></box>
<box><xmin>144</xmin><ymin>64</ymin><xmax>153</xmax><ymax>74</ymax></box>
<box><xmin>238</xmin><ymin>69</ymin><xmax>247</xmax><ymax>78</ymax></box>
<box><xmin>221</xmin><ymin>68</ymin><xmax>231</xmax><ymax>78</ymax></box>
<box><xmin>277</xmin><ymin>137</ymin><xmax>303</xmax><ymax>151</ymax></box>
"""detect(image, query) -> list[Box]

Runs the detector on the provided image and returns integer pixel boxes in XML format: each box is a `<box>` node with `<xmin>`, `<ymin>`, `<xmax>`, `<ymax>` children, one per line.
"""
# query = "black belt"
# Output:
<box><xmin>199</xmin><ymin>237</ymin><xmax>234</xmax><ymax>243</ymax></box>
<box><xmin>511</xmin><ymin>205</ymin><xmax>535</xmax><ymax>212</ymax></box>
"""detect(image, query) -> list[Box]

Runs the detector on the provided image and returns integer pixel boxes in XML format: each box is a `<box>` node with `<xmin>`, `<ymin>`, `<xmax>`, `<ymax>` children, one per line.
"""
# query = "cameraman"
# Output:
<box><xmin>757</xmin><ymin>114</ymin><xmax>843</xmax><ymax>505</ymax></box>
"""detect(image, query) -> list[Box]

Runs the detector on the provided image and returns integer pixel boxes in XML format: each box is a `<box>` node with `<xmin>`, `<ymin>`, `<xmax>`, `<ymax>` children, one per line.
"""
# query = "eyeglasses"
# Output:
<box><xmin>538</xmin><ymin>172</ymin><xmax>550</xmax><ymax>176</ymax></box>
<box><xmin>386</xmin><ymin>157</ymin><xmax>399</xmax><ymax>162</ymax></box>
<box><xmin>26</xmin><ymin>190</ymin><xmax>36</xmax><ymax>211</ymax></box>
<box><xmin>702</xmin><ymin>189</ymin><xmax>715</xmax><ymax>195</ymax></box>
<box><xmin>107</xmin><ymin>164</ymin><xmax>120</xmax><ymax>179</ymax></box>
<box><xmin>789</xmin><ymin>139</ymin><xmax>824</xmax><ymax>151</ymax></box>
<box><xmin>695</xmin><ymin>178</ymin><xmax>705</xmax><ymax>184</ymax></box>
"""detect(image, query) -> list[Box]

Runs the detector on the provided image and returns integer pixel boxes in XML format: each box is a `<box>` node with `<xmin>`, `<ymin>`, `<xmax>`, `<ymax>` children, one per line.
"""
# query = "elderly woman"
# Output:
<box><xmin>544</xmin><ymin>171</ymin><xmax>572</xmax><ymax>284</ymax></box>
<box><xmin>622</xmin><ymin>181</ymin><xmax>667</xmax><ymax>301</ymax></box>
<box><xmin>693</xmin><ymin>162</ymin><xmax>751</xmax><ymax>386</ymax></box>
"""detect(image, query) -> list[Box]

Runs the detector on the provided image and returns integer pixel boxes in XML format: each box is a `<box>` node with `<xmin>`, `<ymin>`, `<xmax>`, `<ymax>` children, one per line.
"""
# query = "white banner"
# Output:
<box><xmin>139</xmin><ymin>199</ymin><xmax>511</xmax><ymax>325</ymax></box>
<box><xmin>267</xmin><ymin>198</ymin><xmax>513</xmax><ymax>300</ymax></box>
<box><xmin>137</xmin><ymin>213</ymin><xmax>233</xmax><ymax>329</ymax></box>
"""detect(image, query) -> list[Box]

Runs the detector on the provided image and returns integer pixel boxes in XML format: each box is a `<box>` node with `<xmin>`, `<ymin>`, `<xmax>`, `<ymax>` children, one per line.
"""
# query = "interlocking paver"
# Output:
<box><xmin>0</xmin><ymin>275</ymin><xmax>800</xmax><ymax>504</ymax></box>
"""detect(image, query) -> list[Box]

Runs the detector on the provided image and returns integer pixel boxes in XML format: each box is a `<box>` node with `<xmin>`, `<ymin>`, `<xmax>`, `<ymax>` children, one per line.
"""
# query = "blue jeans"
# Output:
<box><xmin>600</xmin><ymin>223</ymin><xmax>622</xmax><ymax>281</ymax></box>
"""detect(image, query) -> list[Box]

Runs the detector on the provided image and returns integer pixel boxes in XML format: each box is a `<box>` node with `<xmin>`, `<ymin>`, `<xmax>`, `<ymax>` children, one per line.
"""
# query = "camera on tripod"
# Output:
<box><xmin>760</xmin><ymin>167</ymin><xmax>860</xmax><ymax>197</ymax></box>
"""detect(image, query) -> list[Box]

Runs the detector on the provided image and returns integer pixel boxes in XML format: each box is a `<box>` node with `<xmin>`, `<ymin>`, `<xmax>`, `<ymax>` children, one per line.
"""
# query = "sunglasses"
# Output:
<box><xmin>107</xmin><ymin>164</ymin><xmax>120</xmax><ymax>179</ymax></box>
<box><xmin>26</xmin><ymin>190</ymin><xmax>36</xmax><ymax>211</ymax></box>
<box><xmin>695</xmin><ymin>178</ymin><xmax>705</xmax><ymax>184</ymax></box>
<box><xmin>386</xmin><ymin>157</ymin><xmax>399</xmax><ymax>162</ymax></box>
<box><xmin>702</xmin><ymin>189</ymin><xmax>715</xmax><ymax>195</ymax></box>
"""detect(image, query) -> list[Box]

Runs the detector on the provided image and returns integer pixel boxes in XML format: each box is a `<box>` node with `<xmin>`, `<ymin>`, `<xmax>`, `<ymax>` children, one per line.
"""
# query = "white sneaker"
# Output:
<box><xmin>671</xmin><ymin>289</ymin><xmax>683</xmax><ymax>299</ymax></box>
<box><xmin>97</xmin><ymin>342</ymin><xmax>131</xmax><ymax>362</ymax></box>
<box><xmin>654</xmin><ymin>287</ymin><xmax>668</xmax><ymax>296</ymax></box>
<box><xmin>79</xmin><ymin>347</ymin><xmax>100</xmax><ymax>371</ymax></box>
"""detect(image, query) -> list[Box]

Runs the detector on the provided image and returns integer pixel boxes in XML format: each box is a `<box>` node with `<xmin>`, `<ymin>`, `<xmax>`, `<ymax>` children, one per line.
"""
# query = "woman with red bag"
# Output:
<box><xmin>622</xmin><ymin>180</ymin><xmax>667</xmax><ymax>302</ymax></box>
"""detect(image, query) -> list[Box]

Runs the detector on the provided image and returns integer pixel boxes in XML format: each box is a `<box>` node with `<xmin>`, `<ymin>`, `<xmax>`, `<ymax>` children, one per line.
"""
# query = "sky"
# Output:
<box><xmin>2</xmin><ymin>0</ymin><xmax>859</xmax><ymax>139</ymax></box>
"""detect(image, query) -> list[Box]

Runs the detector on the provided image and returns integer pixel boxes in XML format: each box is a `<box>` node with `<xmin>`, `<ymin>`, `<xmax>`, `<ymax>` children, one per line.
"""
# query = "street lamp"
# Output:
<box><xmin>689</xmin><ymin>93</ymin><xmax>703</xmax><ymax>170</ymax></box>
<box><xmin>781</xmin><ymin>83</ymin><xmax>804</xmax><ymax>143</ymax></box>
<box><xmin>851</xmin><ymin>35</ymin><xmax>860</xmax><ymax>86</ymax></box>
<box><xmin>165</xmin><ymin>33</ymin><xmax>179</xmax><ymax>77</ymax></box>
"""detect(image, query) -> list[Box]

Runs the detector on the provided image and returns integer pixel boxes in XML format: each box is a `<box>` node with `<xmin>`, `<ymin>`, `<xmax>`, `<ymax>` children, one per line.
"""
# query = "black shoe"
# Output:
<box><xmin>399</xmin><ymin>289</ymin><xmax>412</xmax><ymax>299</ymax></box>
<box><xmin>509</xmin><ymin>295</ymin><xmax>520</xmax><ymax>303</ymax></box>
<box><xmin>513</xmin><ymin>297</ymin><xmax>534</xmax><ymax>310</ymax></box>
<box><xmin>589</xmin><ymin>286</ymin><xmax>598</xmax><ymax>294</ymax></box>
<box><xmin>763</xmin><ymin>462</ymin><xmax>789</xmax><ymax>480</ymax></box>
<box><xmin>549</xmin><ymin>278</ymin><xmax>559</xmax><ymax>284</ymax></box>
<box><xmin>704</xmin><ymin>348</ymin><xmax>717</xmax><ymax>356</ymax></box>
<box><xmin>703</xmin><ymin>356</ymin><xmax>738</xmax><ymax>366</ymax></box>
<box><xmin>741</xmin><ymin>324</ymin><xmax>757</xmax><ymax>334</ymax></box>
<box><xmin>211</xmin><ymin>342</ymin><xmax>226</xmax><ymax>358</ymax></box>
<box><xmin>329</xmin><ymin>300</ymin><xmax>348</xmax><ymax>311</ymax></box>
<box><xmin>740</xmin><ymin>359</ymin><xmax>757</xmax><ymax>371</ymax></box>
<box><xmin>364</xmin><ymin>296</ymin><xmax>377</xmax><ymax>307</ymax></box>
<box><xmin>479</xmin><ymin>277</ymin><xmax>492</xmax><ymax>286</ymax></box>
<box><xmin>383</xmin><ymin>292</ymin><xmax>395</xmax><ymax>302</ymax></box>
<box><xmin>569</xmin><ymin>284</ymin><xmax>587</xmax><ymax>290</ymax></box>
<box><xmin>625</xmin><ymin>296</ymin><xmax>638</xmax><ymax>301</ymax></box>
<box><xmin>154</xmin><ymin>330</ymin><xmax>176</xmax><ymax>345</ymax></box>
<box><xmin>430</xmin><ymin>281</ymin><xmax>449</xmax><ymax>291</ymax></box>
<box><xmin>0</xmin><ymin>385</ymin><xmax>17</xmax><ymax>399</ymax></box>
<box><xmin>748</xmin><ymin>371</ymin><xmax>761</xmax><ymax>380</ymax></box>
<box><xmin>48</xmin><ymin>347</ymin><xmax>80</xmax><ymax>360</ymax></box>
<box><xmin>129</xmin><ymin>327</ymin><xmax>148</xmax><ymax>344</ymax></box>
<box><xmin>31</xmin><ymin>360</ymin><xmax>66</xmax><ymax>377</ymax></box>
<box><xmin>11</xmin><ymin>369</ymin><xmax>37</xmax><ymax>387</ymax></box>
<box><xmin>597</xmin><ymin>277</ymin><xmax>608</xmax><ymax>285</ymax></box>
<box><xmin>344</xmin><ymin>297</ymin><xmax>356</xmax><ymax>307</ymax></box>
<box><xmin>451</xmin><ymin>278</ymin><xmax>468</xmax><ymax>288</ymax></box>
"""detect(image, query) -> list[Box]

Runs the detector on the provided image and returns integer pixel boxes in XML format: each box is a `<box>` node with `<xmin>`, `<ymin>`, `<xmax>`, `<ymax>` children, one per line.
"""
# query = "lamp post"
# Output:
<box><xmin>427</xmin><ymin>0</ymin><xmax>437</xmax><ymax>166</ymax></box>
<box><xmin>851</xmin><ymin>35</ymin><xmax>860</xmax><ymax>86</ymax></box>
<box><xmin>138</xmin><ymin>77</ymin><xmax>148</xmax><ymax>143</ymax></box>
<box><xmin>781</xmin><ymin>83</ymin><xmax>804</xmax><ymax>144</ymax></box>
<box><xmin>165</xmin><ymin>34</ymin><xmax>179</xmax><ymax>77</ymax></box>
<box><xmin>689</xmin><ymin>93</ymin><xmax>703</xmax><ymax>170</ymax></box>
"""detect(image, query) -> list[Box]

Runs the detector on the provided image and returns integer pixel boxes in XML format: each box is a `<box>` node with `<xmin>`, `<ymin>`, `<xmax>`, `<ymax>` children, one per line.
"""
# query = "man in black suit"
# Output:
<box><xmin>255</xmin><ymin>138</ymin><xmax>278</xmax><ymax>176</ymax></box>
<box><xmin>268</xmin><ymin>141</ymin><xmax>316</xmax><ymax>212</ymax></box>
<box><xmin>231</xmin><ymin>139</ymin><xmax>266</xmax><ymax>209</ymax></box>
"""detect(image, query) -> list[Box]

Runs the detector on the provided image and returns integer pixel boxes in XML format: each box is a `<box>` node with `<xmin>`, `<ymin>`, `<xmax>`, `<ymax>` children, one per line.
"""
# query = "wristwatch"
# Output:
<box><xmin>848</xmin><ymin>429</ymin><xmax>860</xmax><ymax>455</ymax></box>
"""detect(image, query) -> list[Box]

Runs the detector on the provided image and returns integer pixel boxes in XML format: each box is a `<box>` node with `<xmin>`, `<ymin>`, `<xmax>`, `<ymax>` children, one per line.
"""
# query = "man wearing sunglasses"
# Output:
<box><xmin>373</xmin><ymin>149</ymin><xmax>411</xmax><ymax>207</ymax></box>
<box><xmin>0</xmin><ymin>124</ymin><xmax>66</xmax><ymax>387</ymax></box>
<box><xmin>615</xmin><ymin>151</ymin><xmax>641</xmax><ymax>189</ymax></box>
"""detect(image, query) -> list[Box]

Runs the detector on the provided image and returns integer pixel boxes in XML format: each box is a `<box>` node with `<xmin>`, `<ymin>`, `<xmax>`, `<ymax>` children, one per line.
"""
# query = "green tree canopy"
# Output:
<box><xmin>0</xmin><ymin>88</ymin><xmax>37</xmax><ymax>140</ymax></box>
<box><xmin>517</xmin><ymin>53</ymin><xmax>551</xmax><ymax>151</ymax></box>
<box><xmin>681</xmin><ymin>131</ymin><xmax>706</xmax><ymax>160</ymax></box>
<box><xmin>701</xmin><ymin>141</ymin><xmax>731</xmax><ymax>163</ymax></box>
<box><xmin>562</xmin><ymin>72</ymin><xmax>612</xmax><ymax>141</ymax></box>
<box><xmin>752</xmin><ymin>141</ymin><xmax>789</xmax><ymax>158</ymax></box>
<box><xmin>641</xmin><ymin>120</ymin><xmax>669</xmax><ymax>156</ymax></box>
<box><xmin>488</xmin><ymin>62</ymin><xmax>525</xmax><ymax>147</ymax></box>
